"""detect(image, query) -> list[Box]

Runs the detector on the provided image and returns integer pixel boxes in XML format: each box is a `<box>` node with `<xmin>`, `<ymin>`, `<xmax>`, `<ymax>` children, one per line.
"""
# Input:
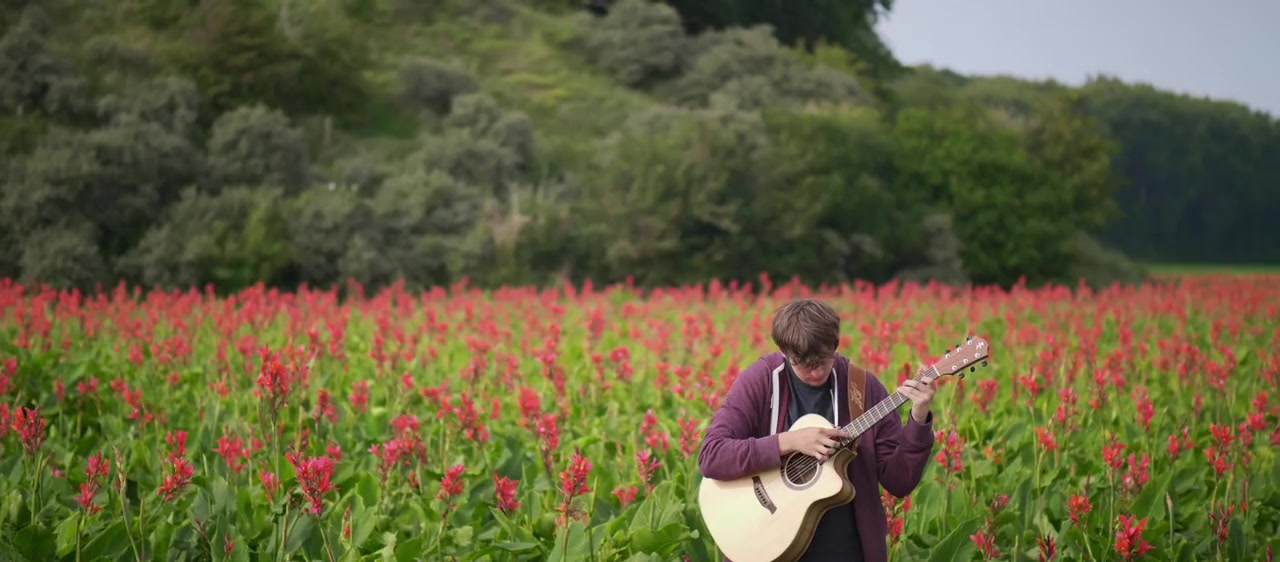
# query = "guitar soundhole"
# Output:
<box><xmin>780</xmin><ymin>453</ymin><xmax>821</xmax><ymax>489</ymax></box>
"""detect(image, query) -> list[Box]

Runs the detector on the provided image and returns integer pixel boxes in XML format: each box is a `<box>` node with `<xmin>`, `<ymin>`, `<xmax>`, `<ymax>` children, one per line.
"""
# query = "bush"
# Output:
<box><xmin>398</xmin><ymin>58</ymin><xmax>478</xmax><ymax>117</ymax></box>
<box><xmin>584</xmin><ymin>0</ymin><xmax>689</xmax><ymax>88</ymax></box>
<box><xmin>206</xmin><ymin>105</ymin><xmax>310</xmax><ymax>193</ymax></box>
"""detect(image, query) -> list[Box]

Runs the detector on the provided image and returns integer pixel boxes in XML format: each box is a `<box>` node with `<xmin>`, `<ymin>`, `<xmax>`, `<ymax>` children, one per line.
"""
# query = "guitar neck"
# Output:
<box><xmin>838</xmin><ymin>366</ymin><xmax>936</xmax><ymax>444</ymax></box>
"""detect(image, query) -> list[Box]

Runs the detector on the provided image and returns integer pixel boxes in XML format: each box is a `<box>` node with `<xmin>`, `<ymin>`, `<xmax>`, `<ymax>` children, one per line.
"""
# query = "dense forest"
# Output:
<box><xmin>1</xmin><ymin>0</ymin><xmax>1276</xmax><ymax>294</ymax></box>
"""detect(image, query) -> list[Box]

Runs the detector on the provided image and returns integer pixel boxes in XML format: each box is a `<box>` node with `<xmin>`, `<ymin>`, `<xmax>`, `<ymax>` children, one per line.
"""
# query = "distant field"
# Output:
<box><xmin>1146</xmin><ymin>263</ymin><xmax>1280</xmax><ymax>276</ymax></box>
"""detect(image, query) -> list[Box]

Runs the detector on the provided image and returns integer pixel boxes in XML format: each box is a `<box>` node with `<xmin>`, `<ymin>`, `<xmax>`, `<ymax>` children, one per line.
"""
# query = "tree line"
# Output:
<box><xmin>0</xmin><ymin>0</ymin><xmax>1274</xmax><ymax>295</ymax></box>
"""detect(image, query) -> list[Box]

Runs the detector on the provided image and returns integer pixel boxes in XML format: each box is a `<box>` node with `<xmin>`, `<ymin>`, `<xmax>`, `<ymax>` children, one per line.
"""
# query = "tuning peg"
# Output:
<box><xmin>966</xmin><ymin>335</ymin><xmax>972</xmax><ymax>342</ymax></box>
<box><xmin>969</xmin><ymin>366</ymin><xmax>976</xmax><ymax>373</ymax></box>
<box><xmin>958</xmin><ymin>372</ymin><xmax>966</xmax><ymax>380</ymax></box>
<box><xmin>981</xmin><ymin>360</ymin><xmax>988</xmax><ymax>367</ymax></box>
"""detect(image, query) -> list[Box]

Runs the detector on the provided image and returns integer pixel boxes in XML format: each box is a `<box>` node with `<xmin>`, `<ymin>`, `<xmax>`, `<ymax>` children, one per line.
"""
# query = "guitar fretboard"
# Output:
<box><xmin>837</xmin><ymin>366</ymin><xmax>937</xmax><ymax>446</ymax></box>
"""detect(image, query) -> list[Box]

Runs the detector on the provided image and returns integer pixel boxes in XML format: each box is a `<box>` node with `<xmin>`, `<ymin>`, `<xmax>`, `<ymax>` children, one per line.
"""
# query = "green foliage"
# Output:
<box><xmin>169</xmin><ymin>0</ymin><xmax>372</xmax><ymax>119</ymax></box>
<box><xmin>206</xmin><ymin>104</ymin><xmax>310</xmax><ymax>193</ymax></box>
<box><xmin>660</xmin><ymin>0</ymin><xmax>902</xmax><ymax>82</ymax></box>
<box><xmin>397</xmin><ymin>57</ymin><xmax>479</xmax><ymax>116</ymax></box>
<box><xmin>583</xmin><ymin>0</ymin><xmax>689</xmax><ymax>88</ymax></box>
<box><xmin>17</xmin><ymin>225</ymin><xmax>107</xmax><ymax>290</ymax></box>
<box><xmin>669</xmin><ymin>25</ymin><xmax>866</xmax><ymax>110</ymax></box>
<box><xmin>0</xmin><ymin>5</ymin><xmax>91</xmax><ymax>118</ymax></box>
<box><xmin>15</xmin><ymin>0</ymin><xmax>1276</xmax><ymax>293</ymax></box>
<box><xmin>124</xmin><ymin>186</ymin><xmax>293</xmax><ymax>292</ymax></box>
<box><xmin>1079</xmin><ymin>76</ymin><xmax>1280</xmax><ymax>263</ymax></box>
<box><xmin>578</xmin><ymin>106</ymin><xmax>765</xmax><ymax>285</ymax></box>
<box><xmin>887</xmin><ymin>66</ymin><xmax>1280</xmax><ymax>266</ymax></box>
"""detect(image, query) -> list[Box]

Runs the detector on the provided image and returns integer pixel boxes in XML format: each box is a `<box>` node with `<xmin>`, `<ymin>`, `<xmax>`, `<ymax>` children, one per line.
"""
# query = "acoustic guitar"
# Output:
<box><xmin>697</xmin><ymin>336</ymin><xmax>992</xmax><ymax>562</ymax></box>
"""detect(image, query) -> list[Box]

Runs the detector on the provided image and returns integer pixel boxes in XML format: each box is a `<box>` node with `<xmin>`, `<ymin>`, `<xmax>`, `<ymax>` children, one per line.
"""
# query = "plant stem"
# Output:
<box><xmin>136</xmin><ymin>493</ymin><xmax>147</xmax><ymax>561</ymax></box>
<box><xmin>279</xmin><ymin>503</ymin><xmax>292</xmax><ymax>562</ymax></box>
<box><xmin>75</xmin><ymin>510</ymin><xmax>84</xmax><ymax>562</ymax></box>
<box><xmin>118</xmin><ymin>485</ymin><xmax>141</xmax><ymax>562</ymax></box>
<box><xmin>436</xmin><ymin>512</ymin><xmax>449</xmax><ymax>562</ymax></box>
<box><xmin>318</xmin><ymin>514</ymin><xmax>336</xmax><ymax>562</ymax></box>
<box><xmin>29</xmin><ymin>454</ymin><xmax>42</xmax><ymax>527</ymax></box>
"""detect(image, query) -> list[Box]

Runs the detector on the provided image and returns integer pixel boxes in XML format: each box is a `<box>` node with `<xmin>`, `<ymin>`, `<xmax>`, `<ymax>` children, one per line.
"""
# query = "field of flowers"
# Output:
<box><xmin>0</xmin><ymin>274</ymin><xmax>1278</xmax><ymax>561</ymax></box>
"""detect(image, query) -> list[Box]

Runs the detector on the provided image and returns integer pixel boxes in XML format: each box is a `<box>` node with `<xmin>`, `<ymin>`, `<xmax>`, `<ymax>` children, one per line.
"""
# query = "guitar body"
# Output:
<box><xmin>697</xmin><ymin>414</ymin><xmax>858</xmax><ymax>562</ymax></box>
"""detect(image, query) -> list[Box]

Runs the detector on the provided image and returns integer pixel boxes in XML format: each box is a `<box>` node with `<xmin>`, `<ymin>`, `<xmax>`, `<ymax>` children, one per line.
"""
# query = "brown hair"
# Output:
<box><xmin>770</xmin><ymin>298</ymin><xmax>841</xmax><ymax>368</ymax></box>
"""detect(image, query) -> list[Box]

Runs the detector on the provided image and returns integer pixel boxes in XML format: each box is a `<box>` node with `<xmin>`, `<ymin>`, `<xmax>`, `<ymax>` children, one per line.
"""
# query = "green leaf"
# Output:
<box><xmin>494</xmin><ymin>541</ymin><xmax>540</xmax><ymax>552</ymax></box>
<box><xmin>394</xmin><ymin>536</ymin><xmax>422</xmax><ymax>562</ymax></box>
<box><xmin>909</xmin><ymin>479</ymin><xmax>944</xmax><ymax>538</ymax></box>
<box><xmin>927</xmin><ymin>515</ymin><xmax>983</xmax><ymax>562</ymax></box>
<box><xmin>356</xmin><ymin>472</ymin><xmax>380</xmax><ymax>508</ymax></box>
<box><xmin>350</xmin><ymin>495</ymin><xmax>377</xmax><ymax>550</ymax></box>
<box><xmin>13</xmin><ymin>524</ymin><xmax>55</xmax><ymax>560</ymax></box>
<box><xmin>285</xmin><ymin>513</ymin><xmax>316</xmax><ymax>555</ymax></box>
<box><xmin>547</xmin><ymin>521</ymin><xmax>591</xmax><ymax>562</ymax></box>
<box><xmin>629</xmin><ymin>481</ymin><xmax>684</xmax><ymax>532</ymax></box>
<box><xmin>55</xmin><ymin>512</ymin><xmax>80</xmax><ymax>558</ymax></box>
<box><xmin>1130</xmin><ymin>469</ymin><xmax>1172</xmax><ymax>522</ymax></box>
<box><xmin>212</xmin><ymin>477</ymin><xmax>234</xmax><ymax>516</ymax></box>
<box><xmin>630</xmin><ymin>522</ymin><xmax>689</xmax><ymax>556</ymax></box>
<box><xmin>450</xmin><ymin>525</ymin><xmax>474</xmax><ymax>548</ymax></box>
<box><xmin>1225</xmin><ymin>516</ymin><xmax>1247</xmax><ymax>562</ymax></box>
<box><xmin>80</xmin><ymin>520</ymin><xmax>131</xmax><ymax>561</ymax></box>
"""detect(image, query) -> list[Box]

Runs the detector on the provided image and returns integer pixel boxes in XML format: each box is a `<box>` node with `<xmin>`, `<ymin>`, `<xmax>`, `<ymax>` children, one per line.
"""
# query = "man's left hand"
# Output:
<box><xmin>899</xmin><ymin>365</ymin><xmax>936</xmax><ymax>424</ymax></box>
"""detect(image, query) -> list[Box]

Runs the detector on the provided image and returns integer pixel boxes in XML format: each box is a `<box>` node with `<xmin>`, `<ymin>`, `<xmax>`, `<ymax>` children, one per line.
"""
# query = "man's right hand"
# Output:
<box><xmin>778</xmin><ymin>426</ymin><xmax>846</xmax><ymax>461</ymax></box>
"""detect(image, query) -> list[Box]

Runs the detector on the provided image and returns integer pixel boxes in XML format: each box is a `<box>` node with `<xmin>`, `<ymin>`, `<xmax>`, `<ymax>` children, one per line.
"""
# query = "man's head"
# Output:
<box><xmin>770</xmin><ymin>298</ymin><xmax>841</xmax><ymax>385</ymax></box>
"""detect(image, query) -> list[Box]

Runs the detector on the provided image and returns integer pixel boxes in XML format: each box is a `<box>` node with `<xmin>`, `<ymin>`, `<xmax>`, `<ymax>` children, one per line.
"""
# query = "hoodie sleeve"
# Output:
<box><xmin>697</xmin><ymin>362</ymin><xmax>782</xmax><ymax>481</ymax></box>
<box><xmin>867</xmin><ymin>373</ymin><xmax>935</xmax><ymax>497</ymax></box>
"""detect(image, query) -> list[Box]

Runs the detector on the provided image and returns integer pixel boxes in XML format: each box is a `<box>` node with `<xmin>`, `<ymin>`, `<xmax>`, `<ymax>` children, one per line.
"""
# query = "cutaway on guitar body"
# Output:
<box><xmin>697</xmin><ymin>414</ymin><xmax>858</xmax><ymax>562</ymax></box>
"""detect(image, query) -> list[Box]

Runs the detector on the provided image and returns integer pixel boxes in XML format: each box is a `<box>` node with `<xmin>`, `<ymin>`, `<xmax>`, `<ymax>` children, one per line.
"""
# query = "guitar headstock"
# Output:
<box><xmin>929</xmin><ymin>335</ymin><xmax>991</xmax><ymax>380</ymax></box>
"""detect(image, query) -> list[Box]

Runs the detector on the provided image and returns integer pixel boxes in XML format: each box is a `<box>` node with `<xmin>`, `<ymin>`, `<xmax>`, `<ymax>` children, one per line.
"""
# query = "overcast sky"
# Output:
<box><xmin>874</xmin><ymin>0</ymin><xmax>1280</xmax><ymax>117</ymax></box>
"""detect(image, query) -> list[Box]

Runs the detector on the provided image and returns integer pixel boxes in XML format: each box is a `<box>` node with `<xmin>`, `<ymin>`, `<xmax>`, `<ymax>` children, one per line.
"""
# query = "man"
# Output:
<box><xmin>697</xmin><ymin>298</ymin><xmax>937</xmax><ymax>562</ymax></box>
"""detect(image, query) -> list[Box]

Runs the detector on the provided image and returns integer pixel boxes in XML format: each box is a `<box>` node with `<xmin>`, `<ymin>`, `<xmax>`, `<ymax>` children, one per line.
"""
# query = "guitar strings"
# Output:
<box><xmin>780</xmin><ymin>368</ymin><xmax>935</xmax><ymax>483</ymax></box>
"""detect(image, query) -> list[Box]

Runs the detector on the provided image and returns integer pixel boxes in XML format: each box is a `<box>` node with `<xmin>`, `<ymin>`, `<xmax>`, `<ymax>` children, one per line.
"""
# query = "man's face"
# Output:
<box><xmin>788</xmin><ymin>354</ymin><xmax>835</xmax><ymax>386</ymax></box>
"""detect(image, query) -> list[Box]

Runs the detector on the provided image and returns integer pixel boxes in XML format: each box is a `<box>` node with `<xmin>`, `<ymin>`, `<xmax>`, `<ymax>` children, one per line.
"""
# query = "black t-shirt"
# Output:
<box><xmin>784</xmin><ymin>361</ymin><xmax>863</xmax><ymax>562</ymax></box>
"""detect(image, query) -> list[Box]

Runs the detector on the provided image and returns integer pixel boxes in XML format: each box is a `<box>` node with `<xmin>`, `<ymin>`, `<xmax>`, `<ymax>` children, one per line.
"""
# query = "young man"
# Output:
<box><xmin>697</xmin><ymin>298</ymin><xmax>937</xmax><ymax>562</ymax></box>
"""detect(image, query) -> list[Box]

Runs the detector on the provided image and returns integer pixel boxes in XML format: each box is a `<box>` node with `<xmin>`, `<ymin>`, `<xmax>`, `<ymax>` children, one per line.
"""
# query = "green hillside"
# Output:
<box><xmin>2</xmin><ymin>0</ymin><xmax>1276</xmax><ymax>293</ymax></box>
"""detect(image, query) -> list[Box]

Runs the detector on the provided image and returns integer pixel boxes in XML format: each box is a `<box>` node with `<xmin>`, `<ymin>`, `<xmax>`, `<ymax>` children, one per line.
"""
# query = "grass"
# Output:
<box><xmin>1145</xmin><ymin>263</ymin><xmax>1280</xmax><ymax>276</ymax></box>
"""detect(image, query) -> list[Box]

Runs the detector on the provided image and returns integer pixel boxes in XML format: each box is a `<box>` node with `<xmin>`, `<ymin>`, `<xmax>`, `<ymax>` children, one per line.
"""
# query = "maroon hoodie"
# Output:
<box><xmin>696</xmin><ymin>352</ymin><xmax>935</xmax><ymax>562</ymax></box>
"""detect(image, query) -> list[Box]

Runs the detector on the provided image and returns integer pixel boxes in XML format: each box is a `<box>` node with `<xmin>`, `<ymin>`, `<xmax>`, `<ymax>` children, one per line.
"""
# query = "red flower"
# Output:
<box><xmin>612</xmin><ymin>485</ymin><xmax>638</xmax><ymax>508</ymax></box>
<box><xmin>1114</xmin><ymin>514</ymin><xmax>1154</xmax><ymax>560</ymax></box>
<box><xmin>635</xmin><ymin>449</ymin><xmax>662</xmax><ymax>493</ymax></box>
<box><xmin>259</xmin><ymin>470</ymin><xmax>279</xmax><ymax>502</ymax></box>
<box><xmin>932</xmin><ymin>429</ymin><xmax>965</xmax><ymax>480</ymax></box>
<box><xmin>556</xmin><ymin>449</ymin><xmax>592</xmax><ymax>525</ymax></box>
<box><xmin>215</xmin><ymin>434</ymin><xmax>250</xmax><ymax>474</ymax></box>
<box><xmin>1035</xmin><ymin>426</ymin><xmax>1057</xmax><ymax>452</ymax></box>
<box><xmin>1037</xmin><ymin>535</ymin><xmax>1057</xmax><ymax>561</ymax></box>
<box><xmin>11</xmin><ymin>407</ymin><xmax>47</xmax><ymax>458</ymax></box>
<box><xmin>1102</xmin><ymin>439</ymin><xmax>1126</xmax><ymax>473</ymax></box>
<box><xmin>286</xmin><ymin>453</ymin><xmax>338</xmax><ymax>515</ymax></box>
<box><xmin>492</xmin><ymin>473</ymin><xmax>520</xmax><ymax>513</ymax></box>
<box><xmin>158</xmin><ymin>430</ymin><xmax>193</xmax><ymax>502</ymax></box>
<box><xmin>438</xmin><ymin>464</ymin><xmax>466</xmax><ymax>500</ymax></box>
<box><xmin>970</xmin><ymin>529</ymin><xmax>999</xmax><ymax>560</ymax></box>
<box><xmin>676</xmin><ymin>415</ymin><xmax>702</xmax><ymax>459</ymax></box>
<box><xmin>1067</xmin><ymin>493</ymin><xmax>1092</xmax><ymax>526</ymax></box>
<box><xmin>75</xmin><ymin>451</ymin><xmax>111</xmax><ymax>515</ymax></box>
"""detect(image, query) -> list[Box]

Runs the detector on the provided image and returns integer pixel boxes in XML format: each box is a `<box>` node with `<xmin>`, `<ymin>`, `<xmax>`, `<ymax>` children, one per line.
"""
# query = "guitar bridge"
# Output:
<box><xmin>752</xmin><ymin>476</ymin><xmax>776</xmax><ymax>514</ymax></box>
